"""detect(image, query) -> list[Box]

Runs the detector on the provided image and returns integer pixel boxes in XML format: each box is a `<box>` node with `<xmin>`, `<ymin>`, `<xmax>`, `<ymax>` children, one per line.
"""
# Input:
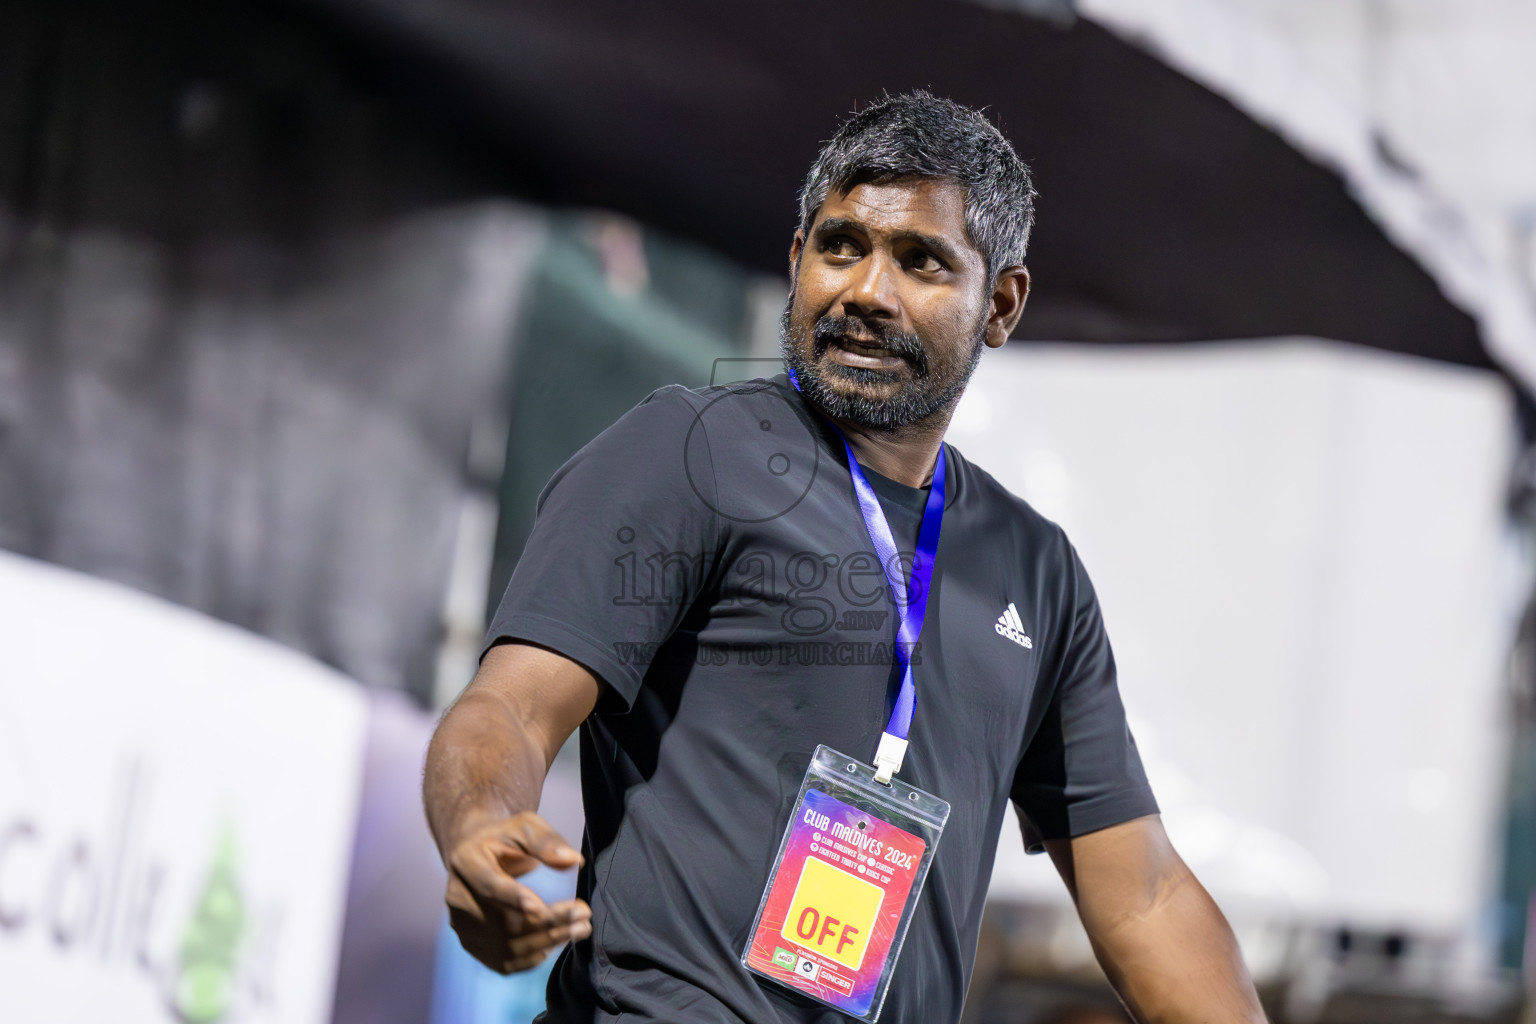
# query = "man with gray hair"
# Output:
<box><xmin>424</xmin><ymin>91</ymin><xmax>1266</xmax><ymax>1023</ymax></box>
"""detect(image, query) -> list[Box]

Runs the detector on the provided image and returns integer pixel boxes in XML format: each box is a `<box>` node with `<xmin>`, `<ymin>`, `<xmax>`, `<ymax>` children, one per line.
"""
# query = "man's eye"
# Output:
<box><xmin>823</xmin><ymin>238</ymin><xmax>860</xmax><ymax>258</ymax></box>
<box><xmin>910</xmin><ymin>253</ymin><xmax>943</xmax><ymax>273</ymax></box>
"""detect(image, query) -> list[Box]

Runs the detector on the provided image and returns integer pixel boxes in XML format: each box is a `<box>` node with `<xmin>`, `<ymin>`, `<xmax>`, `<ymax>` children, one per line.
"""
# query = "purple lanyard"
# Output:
<box><xmin>788</xmin><ymin>371</ymin><xmax>946</xmax><ymax>776</ymax></box>
<box><xmin>844</xmin><ymin>438</ymin><xmax>946</xmax><ymax>743</ymax></box>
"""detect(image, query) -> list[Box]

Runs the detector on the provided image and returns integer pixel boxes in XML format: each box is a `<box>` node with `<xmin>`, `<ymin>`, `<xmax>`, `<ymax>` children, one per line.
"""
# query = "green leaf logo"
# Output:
<box><xmin>173</xmin><ymin>826</ymin><xmax>245</xmax><ymax>1023</ymax></box>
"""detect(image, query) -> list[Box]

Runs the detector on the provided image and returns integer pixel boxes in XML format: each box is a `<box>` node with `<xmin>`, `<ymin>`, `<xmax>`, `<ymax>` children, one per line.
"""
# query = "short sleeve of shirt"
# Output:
<box><xmin>483</xmin><ymin>386</ymin><xmax>719</xmax><ymax>710</ymax></box>
<box><xmin>1011</xmin><ymin>543</ymin><xmax>1158</xmax><ymax>852</ymax></box>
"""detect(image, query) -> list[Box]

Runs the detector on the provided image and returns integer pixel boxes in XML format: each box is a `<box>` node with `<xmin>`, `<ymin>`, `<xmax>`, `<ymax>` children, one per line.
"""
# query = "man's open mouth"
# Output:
<box><xmin>822</xmin><ymin>337</ymin><xmax>909</xmax><ymax>371</ymax></box>
<box><xmin>832</xmin><ymin>336</ymin><xmax>899</xmax><ymax>359</ymax></box>
<box><xmin>809</xmin><ymin>315</ymin><xmax>928</xmax><ymax>376</ymax></box>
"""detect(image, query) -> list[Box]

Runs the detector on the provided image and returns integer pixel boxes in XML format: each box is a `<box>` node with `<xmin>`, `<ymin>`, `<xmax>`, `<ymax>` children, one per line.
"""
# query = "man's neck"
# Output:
<box><xmin>828</xmin><ymin>409</ymin><xmax>953</xmax><ymax>489</ymax></box>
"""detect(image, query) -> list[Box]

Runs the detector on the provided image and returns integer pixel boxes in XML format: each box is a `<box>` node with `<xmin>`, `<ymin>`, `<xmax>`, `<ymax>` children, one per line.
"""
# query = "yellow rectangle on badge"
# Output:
<box><xmin>781</xmin><ymin>856</ymin><xmax>885</xmax><ymax>971</ymax></box>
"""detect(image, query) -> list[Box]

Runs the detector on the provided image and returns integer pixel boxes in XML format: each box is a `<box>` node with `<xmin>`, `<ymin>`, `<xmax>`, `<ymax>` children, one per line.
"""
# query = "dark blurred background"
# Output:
<box><xmin>2</xmin><ymin>1</ymin><xmax>1535</xmax><ymax>1022</ymax></box>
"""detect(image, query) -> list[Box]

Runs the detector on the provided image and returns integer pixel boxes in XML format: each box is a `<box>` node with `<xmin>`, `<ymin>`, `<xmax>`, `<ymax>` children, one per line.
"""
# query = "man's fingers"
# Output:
<box><xmin>500</xmin><ymin>813</ymin><xmax>584</xmax><ymax>871</ymax></box>
<box><xmin>448</xmin><ymin>813</ymin><xmax>582</xmax><ymax>890</ymax></box>
<box><xmin>447</xmin><ymin>889</ymin><xmax>592</xmax><ymax>974</ymax></box>
<box><xmin>498</xmin><ymin>896</ymin><xmax>589</xmax><ymax>940</ymax></box>
<box><xmin>451</xmin><ymin>845</ymin><xmax>557</xmax><ymax>926</ymax></box>
<box><xmin>546</xmin><ymin>898</ymin><xmax>591</xmax><ymax>923</ymax></box>
<box><xmin>500</xmin><ymin>947</ymin><xmax>554</xmax><ymax>974</ymax></box>
<box><xmin>443</xmin><ymin>873</ymin><xmax>485</xmax><ymax>922</ymax></box>
<box><xmin>448</xmin><ymin>905</ymin><xmax>505</xmax><ymax>958</ymax></box>
<box><xmin>443</xmin><ymin>814</ymin><xmax>589</xmax><ymax>972</ymax></box>
<box><xmin>505</xmin><ymin>915</ymin><xmax>593</xmax><ymax>959</ymax></box>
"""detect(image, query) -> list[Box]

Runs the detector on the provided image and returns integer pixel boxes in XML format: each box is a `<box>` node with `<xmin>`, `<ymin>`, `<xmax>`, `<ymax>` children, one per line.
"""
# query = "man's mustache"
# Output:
<box><xmin>812</xmin><ymin>315</ymin><xmax>928</xmax><ymax>375</ymax></box>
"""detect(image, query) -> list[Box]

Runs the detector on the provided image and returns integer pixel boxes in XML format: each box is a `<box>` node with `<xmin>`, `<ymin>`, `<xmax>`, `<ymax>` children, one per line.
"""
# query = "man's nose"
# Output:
<box><xmin>839</xmin><ymin>250</ymin><xmax>900</xmax><ymax>321</ymax></box>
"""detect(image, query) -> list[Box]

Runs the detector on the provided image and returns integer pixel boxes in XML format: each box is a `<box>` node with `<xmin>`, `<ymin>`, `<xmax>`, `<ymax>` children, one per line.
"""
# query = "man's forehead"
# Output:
<box><xmin>814</xmin><ymin>177</ymin><xmax>970</xmax><ymax>241</ymax></box>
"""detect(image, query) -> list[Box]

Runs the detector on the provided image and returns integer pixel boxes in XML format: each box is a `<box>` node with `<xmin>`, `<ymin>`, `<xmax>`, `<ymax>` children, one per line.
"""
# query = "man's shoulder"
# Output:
<box><xmin>615</xmin><ymin>375</ymin><xmax>818</xmax><ymax>463</ymax></box>
<box><xmin>610</xmin><ymin>376</ymin><xmax>795</xmax><ymax>433</ymax></box>
<box><xmin>582</xmin><ymin>377</ymin><xmax>783</xmax><ymax>446</ymax></box>
<box><xmin>637</xmin><ymin>374</ymin><xmax>793</xmax><ymax>413</ymax></box>
<box><xmin>947</xmin><ymin>443</ymin><xmax>1068</xmax><ymax>548</ymax></box>
<box><xmin>561</xmin><ymin>376</ymin><xmax>816</xmax><ymax>507</ymax></box>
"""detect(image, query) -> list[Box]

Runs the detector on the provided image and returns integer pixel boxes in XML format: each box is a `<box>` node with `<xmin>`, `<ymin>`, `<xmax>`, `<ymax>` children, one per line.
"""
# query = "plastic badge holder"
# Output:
<box><xmin>742</xmin><ymin>745</ymin><xmax>951</xmax><ymax>1022</ymax></box>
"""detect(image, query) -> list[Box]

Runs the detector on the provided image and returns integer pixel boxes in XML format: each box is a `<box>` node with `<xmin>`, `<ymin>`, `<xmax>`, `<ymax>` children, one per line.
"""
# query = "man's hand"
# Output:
<box><xmin>423</xmin><ymin>642</ymin><xmax>603</xmax><ymax>973</ymax></box>
<box><xmin>445</xmin><ymin>811</ymin><xmax>593</xmax><ymax>973</ymax></box>
<box><xmin>1043</xmin><ymin>815</ymin><xmax>1266</xmax><ymax>1023</ymax></box>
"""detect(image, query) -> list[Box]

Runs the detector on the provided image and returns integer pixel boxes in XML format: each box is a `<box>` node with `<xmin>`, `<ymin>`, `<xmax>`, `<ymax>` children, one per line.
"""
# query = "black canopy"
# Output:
<box><xmin>296</xmin><ymin>0</ymin><xmax>1493</xmax><ymax>367</ymax></box>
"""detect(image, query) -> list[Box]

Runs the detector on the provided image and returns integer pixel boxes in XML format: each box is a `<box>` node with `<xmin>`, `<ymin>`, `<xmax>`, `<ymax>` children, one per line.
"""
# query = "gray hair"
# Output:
<box><xmin>796</xmin><ymin>91</ymin><xmax>1037</xmax><ymax>278</ymax></box>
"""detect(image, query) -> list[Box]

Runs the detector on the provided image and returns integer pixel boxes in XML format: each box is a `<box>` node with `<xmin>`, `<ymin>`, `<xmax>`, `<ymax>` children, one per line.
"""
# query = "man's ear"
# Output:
<box><xmin>985</xmin><ymin>265</ymin><xmax>1031</xmax><ymax>349</ymax></box>
<box><xmin>788</xmin><ymin>229</ymin><xmax>805</xmax><ymax>289</ymax></box>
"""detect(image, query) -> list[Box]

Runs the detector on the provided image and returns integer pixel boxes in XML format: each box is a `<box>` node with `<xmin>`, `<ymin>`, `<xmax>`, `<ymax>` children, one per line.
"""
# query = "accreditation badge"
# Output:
<box><xmin>742</xmin><ymin>745</ymin><xmax>950</xmax><ymax>1021</ymax></box>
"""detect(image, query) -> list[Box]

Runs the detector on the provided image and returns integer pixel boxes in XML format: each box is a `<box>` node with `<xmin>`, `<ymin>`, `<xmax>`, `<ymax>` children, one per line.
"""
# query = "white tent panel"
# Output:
<box><xmin>970</xmin><ymin>340</ymin><xmax>1511</xmax><ymax>942</ymax></box>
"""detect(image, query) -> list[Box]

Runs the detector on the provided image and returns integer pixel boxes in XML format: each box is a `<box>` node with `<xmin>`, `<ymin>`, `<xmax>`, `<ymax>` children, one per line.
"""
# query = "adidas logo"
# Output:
<box><xmin>995</xmin><ymin>603</ymin><xmax>1033</xmax><ymax>649</ymax></box>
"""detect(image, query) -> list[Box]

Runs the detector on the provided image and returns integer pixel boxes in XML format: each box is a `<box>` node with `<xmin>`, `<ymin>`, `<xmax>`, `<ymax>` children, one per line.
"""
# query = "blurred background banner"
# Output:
<box><xmin>0</xmin><ymin>549</ymin><xmax>366</xmax><ymax>1024</ymax></box>
<box><xmin>3</xmin><ymin>1</ymin><xmax>1536</xmax><ymax>1022</ymax></box>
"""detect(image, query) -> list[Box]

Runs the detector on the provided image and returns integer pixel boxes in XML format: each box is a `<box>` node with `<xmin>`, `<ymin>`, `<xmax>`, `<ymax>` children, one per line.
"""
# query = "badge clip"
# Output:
<box><xmin>872</xmin><ymin>732</ymin><xmax>907</xmax><ymax>785</ymax></box>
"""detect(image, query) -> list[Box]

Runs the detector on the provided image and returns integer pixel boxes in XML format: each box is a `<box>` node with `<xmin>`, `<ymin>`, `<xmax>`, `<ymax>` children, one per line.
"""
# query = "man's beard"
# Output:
<box><xmin>780</xmin><ymin>305</ymin><xmax>987</xmax><ymax>431</ymax></box>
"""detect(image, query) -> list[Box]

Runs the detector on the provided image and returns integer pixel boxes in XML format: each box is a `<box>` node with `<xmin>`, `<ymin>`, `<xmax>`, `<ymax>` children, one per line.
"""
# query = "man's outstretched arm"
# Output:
<box><xmin>1042</xmin><ymin>815</ymin><xmax>1267</xmax><ymax>1024</ymax></box>
<box><xmin>424</xmin><ymin>641</ymin><xmax>601</xmax><ymax>973</ymax></box>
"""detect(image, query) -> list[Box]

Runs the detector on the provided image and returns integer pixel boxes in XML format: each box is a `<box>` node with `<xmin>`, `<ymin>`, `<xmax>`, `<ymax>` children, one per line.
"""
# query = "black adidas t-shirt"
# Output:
<box><xmin>485</xmin><ymin>376</ymin><xmax>1157</xmax><ymax>1024</ymax></box>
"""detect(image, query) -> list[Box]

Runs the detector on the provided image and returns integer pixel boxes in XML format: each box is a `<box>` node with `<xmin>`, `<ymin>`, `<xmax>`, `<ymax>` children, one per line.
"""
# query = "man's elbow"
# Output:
<box><xmin>1090</xmin><ymin>853</ymin><xmax>1199</xmax><ymax>941</ymax></box>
